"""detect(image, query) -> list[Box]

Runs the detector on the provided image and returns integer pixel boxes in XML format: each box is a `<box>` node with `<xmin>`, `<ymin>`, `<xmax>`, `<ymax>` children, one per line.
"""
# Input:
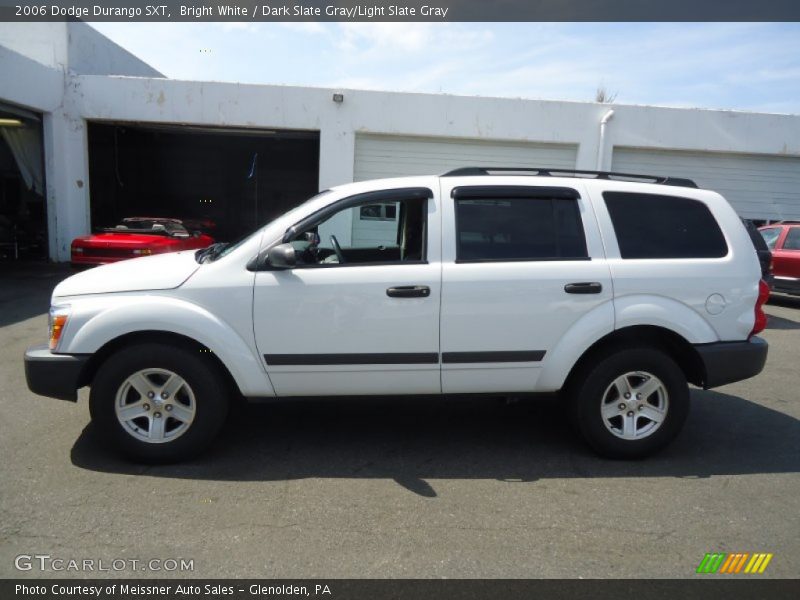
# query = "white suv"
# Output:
<box><xmin>25</xmin><ymin>168</ymin><xmax>769</xmax><ymax>461</ymax></box>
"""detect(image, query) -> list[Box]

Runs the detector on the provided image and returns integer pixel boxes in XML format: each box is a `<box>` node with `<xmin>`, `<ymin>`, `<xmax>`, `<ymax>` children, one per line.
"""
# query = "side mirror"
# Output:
<box><xmin>265</xmin><ymin>243</ymin><xmax>296</xmax><ymax>270</ymax></box>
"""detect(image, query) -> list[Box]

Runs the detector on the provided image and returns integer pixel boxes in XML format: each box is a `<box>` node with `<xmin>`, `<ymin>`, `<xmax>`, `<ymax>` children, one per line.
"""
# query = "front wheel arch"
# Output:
<box><xmin>79</xmin><ymin>331</ymin><xmax>241</xmax><ymax>400</ymax></box>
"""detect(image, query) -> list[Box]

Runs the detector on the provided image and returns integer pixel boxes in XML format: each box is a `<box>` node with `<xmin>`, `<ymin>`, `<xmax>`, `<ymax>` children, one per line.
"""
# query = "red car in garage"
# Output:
<box><xmin>71</xmin><ymin>217</ymin><xmax>214</xmax><ymax>267</ymax></box>
<box><xmin>759</xmin><ymin>222</ymin><xmax>800</xmax><ymax>296</ymax></box>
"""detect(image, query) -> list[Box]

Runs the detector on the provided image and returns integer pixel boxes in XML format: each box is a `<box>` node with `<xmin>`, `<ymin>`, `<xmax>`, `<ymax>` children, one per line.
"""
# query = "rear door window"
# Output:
<box><xmin>783</xmin><ymin>227</ymin><xmax>800</xmax><ymax>250</ymax></box>
<box><xmin>452</xmin><ymin>186</ymin><xmax>588</xmax><ymax>262</ymax></box>
<box><xmin>603</xmin><ymin>192</ymin><xmax>728</xmax><ymax>259</ymax></box>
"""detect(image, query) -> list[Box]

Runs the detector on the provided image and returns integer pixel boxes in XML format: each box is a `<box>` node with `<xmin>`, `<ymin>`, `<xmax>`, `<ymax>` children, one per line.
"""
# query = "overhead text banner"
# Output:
<box><xmin>2</xmin><ymin>0</ymin><xmax>800</xmax><ymax>22</ymax></box>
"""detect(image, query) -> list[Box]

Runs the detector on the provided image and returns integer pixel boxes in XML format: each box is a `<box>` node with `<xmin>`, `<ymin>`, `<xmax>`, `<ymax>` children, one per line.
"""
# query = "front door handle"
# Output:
<box><xmin>387</xmin><ymin>285</ymin><xmax>431</xmax><ymax>298</ymax></box>
<box><xmin>564</xmin><ymin>282</ymin><xmax>603</xmax><ymax>294</ymax></box>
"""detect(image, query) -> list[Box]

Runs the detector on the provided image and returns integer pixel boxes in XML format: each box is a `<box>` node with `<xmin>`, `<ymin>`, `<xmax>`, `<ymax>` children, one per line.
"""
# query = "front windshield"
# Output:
<box><xmin>109</xmin><ymin>219</ymin><xmax>188</xmax><ymax>235</ymax></box>
<box><xmin>206</xmin><ymin>190</ymin><xmax>332</xmax><ymax>262</ymax></box>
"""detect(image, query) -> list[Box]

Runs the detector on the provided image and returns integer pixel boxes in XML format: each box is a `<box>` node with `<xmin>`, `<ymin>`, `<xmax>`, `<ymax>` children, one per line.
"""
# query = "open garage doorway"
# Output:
<box><xmin>87</xmin><ymin>122</ymin><xmax>320</xmax><ymax>243</ymax></box>
<box><xmin>0</xmin><ymin>102</ymin><xmax>47</xmax><ymax>261</ymax></box>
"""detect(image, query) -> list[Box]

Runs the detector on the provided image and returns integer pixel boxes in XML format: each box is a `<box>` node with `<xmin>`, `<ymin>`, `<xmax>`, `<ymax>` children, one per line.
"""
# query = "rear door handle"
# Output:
<box><xmin>564</xmin><ymin>282</ymin><xmax>603</xmax><ymax>294</ymax></box>
<box><xmin>387</xmin><ymin>285</ymin><xmax>431</xmax><ymax>298</ymax></box>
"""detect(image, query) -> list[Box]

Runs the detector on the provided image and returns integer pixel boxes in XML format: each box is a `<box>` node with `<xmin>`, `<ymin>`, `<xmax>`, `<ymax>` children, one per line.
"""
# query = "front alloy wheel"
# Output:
<box><xmin>90</xmin><ymin>343</ymin><xmax>229</xmax><ymax>462</ymax></box>
<box><xmin>115</xmin><ymin>368</ymin><xmax>196</xmax><ymax>444</ymax></box>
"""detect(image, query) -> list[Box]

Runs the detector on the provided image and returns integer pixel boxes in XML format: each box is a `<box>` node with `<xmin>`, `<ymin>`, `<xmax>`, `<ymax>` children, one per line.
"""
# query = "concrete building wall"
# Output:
<box><xmin>0</xmin><ymin>45</ymin><xmax>64</xmax><ymax>112</ymax></box>
<box><xmin>1</xmin><ymin>24</ymin><xmax>163</xmax><ymax>259</ymax></box>
<box><xmin>67</xmin><ymin>23</ymin><xmax>163</xmax><ymax>78</ymax></box>
<box><xmin>0</xmin><ymin>23</ymin><xmax>68</xmax><ymax>71</ymax></box>
<box><xmin>72</xmin><ymin>75</ymin><xmax>800</xmax><ymax>163</ymax></box>
<box><xmin>0</xmin><ymin>22</ymin><xmax>162</xmax><ymax>77</ymax></box>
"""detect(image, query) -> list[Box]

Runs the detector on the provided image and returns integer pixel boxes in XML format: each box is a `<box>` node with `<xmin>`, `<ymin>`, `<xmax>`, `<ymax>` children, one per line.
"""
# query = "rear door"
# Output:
<box><xmin>438</xmin><ymin>178</ymin><xmax>613</xmax><ymax>394</ymax></box>
<box><xmin>773</xmin><ymin>226</ymin><xmax>800</xmax><ymax>282</ymax></box>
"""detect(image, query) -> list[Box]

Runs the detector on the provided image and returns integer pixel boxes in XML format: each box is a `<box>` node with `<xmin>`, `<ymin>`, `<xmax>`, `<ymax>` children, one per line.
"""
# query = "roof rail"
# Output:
<box><xmin>441</xmin><ymin>167</ymin><xmax>698</xmax><ymax>188</ymax></box>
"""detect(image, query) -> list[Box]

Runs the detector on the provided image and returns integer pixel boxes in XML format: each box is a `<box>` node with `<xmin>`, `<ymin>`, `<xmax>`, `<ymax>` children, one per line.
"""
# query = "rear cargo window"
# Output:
<box><xmin>603</xmin><ymin>192</ymin><xmax>728</xmax><ymax>259</ymax></box>
<box><xmin>454</xmin><ymin>193</ymin><xmax>588</xmax><ymax>262</ymax></box>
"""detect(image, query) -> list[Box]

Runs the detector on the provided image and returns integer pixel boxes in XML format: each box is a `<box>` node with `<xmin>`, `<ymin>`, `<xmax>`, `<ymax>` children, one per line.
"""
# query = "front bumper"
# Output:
<box><xmin>24</xmin><ymin>344</ymin><xmax>90</xmax><ymax>402</ymax></box>
<box><xmin>694</xmin><ymin>336</ymin><xmax>768</xmax><ymax>389</ymax></box>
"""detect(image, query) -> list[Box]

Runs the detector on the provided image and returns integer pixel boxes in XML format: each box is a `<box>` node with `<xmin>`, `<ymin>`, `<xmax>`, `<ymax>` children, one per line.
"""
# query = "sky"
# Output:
<box><xmin>90</xmin><ymin>22</ymin><xmax>800</xmax><ymax>114</ymax></box>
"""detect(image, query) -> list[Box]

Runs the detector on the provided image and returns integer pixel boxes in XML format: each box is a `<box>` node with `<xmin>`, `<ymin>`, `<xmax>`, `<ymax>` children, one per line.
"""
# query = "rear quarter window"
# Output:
<box><xmin>603</xmin><ymin>192</ymin><xmax>728</xmax><ymax>259</ymax></box>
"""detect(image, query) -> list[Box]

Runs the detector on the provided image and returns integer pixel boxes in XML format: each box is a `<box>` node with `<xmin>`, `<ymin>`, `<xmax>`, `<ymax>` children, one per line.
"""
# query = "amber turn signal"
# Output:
<box><xmin>48</xmin><ymin>311</ymin><xmax>69</xmax><ymax>350</ymax></box>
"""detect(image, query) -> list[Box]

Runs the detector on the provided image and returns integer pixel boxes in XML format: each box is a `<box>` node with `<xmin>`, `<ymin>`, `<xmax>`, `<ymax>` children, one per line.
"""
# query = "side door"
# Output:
<box><xmin>439</xmin><ymin>179</ymin><xmax>613</xmax><ymax>394</ymax></box>
<box><xmin>253</xmin><ymin>186</ymin><xmax>442</xmax><ymax>396</ymax></box>
<box><xmin>772</xmin><ymin>226</ymin><xmax>800</xmax><ymax>287</ymax></box>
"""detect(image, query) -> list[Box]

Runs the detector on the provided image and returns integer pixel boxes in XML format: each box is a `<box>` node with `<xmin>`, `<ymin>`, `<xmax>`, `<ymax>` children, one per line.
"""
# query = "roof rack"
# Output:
<box><xmin>441</xmin><ymin>167</ymin><xmax>697</xmax><ymax>188</ymax></box>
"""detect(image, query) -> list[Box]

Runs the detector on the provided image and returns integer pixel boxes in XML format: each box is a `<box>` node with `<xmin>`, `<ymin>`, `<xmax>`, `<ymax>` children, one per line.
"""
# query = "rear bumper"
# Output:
<box><xmin>71</xmin><ymin>255</ymin><xmax>124</xmax><ymax>267</ymax></box>
<box><xmin>694</xmin><ymin>337</ymin><xmax>768</xmax><ymax>389</ymax></box>
<box><xmin>24</xmin><ymin>344</ymin><xmax>90</xmax><ymax>402</ymax></box>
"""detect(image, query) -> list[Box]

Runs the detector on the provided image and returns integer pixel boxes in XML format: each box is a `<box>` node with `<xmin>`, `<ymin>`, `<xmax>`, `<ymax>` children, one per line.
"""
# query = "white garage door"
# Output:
<box><xmin>354</xmin><ymin>134</ymin><xmax>578</xmax><ymax>182</ymax></box>
<box><xmin>612</xmin><ymin>147</ymin><xmax>800</xmax><ymax>220</ymax></box>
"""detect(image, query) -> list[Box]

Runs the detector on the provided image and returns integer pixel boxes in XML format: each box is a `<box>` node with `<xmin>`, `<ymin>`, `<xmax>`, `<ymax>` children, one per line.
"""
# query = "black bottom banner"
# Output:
<box><xmin>2</xmin><ymin>579</ymin><xmax>799</xmax><ymax>600</ymax></box>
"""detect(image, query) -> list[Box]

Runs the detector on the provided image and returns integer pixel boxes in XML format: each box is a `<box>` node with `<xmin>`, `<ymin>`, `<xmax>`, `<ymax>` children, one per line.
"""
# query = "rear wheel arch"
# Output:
<box><xmin>562</xmin><ymin>325</ymin><xmax>706</xmax><ymax>393</ymax></box>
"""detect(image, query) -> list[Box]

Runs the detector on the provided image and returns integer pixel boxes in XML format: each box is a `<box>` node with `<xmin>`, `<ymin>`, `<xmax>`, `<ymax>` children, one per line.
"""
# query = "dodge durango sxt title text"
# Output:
<box><xmin>24</xmin><ymin>168</ymin><xmax>769</xmax><ymax>462</ymax></box>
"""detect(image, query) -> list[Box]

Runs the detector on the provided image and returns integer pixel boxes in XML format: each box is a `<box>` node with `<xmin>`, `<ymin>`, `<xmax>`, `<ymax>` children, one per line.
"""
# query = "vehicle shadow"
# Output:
<box><xmin>766</xmin><ymin>314</ymin><xmax>800</xmax><ymax>330</ymax></box>
<box><xmin>0</xmin><ymin>262</ymin><xmax>72</xmax><ymax>327</ymax></box>
<box><xmin>768</xmin><ymin>294</ymin><xmax>800</xmax><ymax>311</ymax></box>
<box><xmin>71</xmin><ymin>390</ymin><xmax>800</xmax><ymax>496</ymax></box>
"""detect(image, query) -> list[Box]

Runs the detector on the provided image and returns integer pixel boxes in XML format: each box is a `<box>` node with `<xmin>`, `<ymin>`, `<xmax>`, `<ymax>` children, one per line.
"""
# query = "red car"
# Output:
<box><xmin>71</xmin><ymin>217</ymin><xmax>214</xmax><ymax>267</ymax></box>
<box><xmin>759</xmin><ymin>222</ymin><xmax>800</xmax><ymax>296</ymax></box>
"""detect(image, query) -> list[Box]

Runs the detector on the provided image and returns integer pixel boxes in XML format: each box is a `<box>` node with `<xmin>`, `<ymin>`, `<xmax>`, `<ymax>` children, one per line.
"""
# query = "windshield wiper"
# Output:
<box><xmin>195</xmin><ymin>243</ymin><xmax>228</xmax><ymax>263</ymax></box>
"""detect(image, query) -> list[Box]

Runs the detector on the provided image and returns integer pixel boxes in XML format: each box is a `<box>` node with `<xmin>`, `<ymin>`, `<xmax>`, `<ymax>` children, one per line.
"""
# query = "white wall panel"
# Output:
<box><xmin>354</xmin><ymin>134</ymin><xmax>578</xmax><ymax>181</ymax></box>
<box><xmin>613</xmin><ymin>147</ymin><xmax>800</xmax><ymax>220</ymax></box>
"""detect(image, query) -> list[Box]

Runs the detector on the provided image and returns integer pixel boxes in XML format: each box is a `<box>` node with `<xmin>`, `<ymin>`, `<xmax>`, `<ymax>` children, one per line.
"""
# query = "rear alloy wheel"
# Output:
<box><xmin>570</xmin><ymin>347</ymin><xmax>689</xmax><ymax>458</ymax></box>
<box><xmin>600</xmin><ymin>371</ymin><xmax>669</xmax><ymax>441</ymax></box>
<box><xmin>90</xmin><ymin>343</ymin><xmax>229</xmax><ymax>462</ymax></box>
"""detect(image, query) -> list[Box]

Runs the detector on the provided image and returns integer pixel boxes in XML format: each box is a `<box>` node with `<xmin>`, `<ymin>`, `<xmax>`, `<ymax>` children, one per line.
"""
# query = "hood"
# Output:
<box><xmin>54</xmin><ymin>251</ymin><xmax>201</xmax><ymax>299</ymax></box>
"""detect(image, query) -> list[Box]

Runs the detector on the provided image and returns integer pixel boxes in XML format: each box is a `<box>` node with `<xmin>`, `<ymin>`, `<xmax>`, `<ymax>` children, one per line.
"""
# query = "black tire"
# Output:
<box><xmin>89</xmin><ymin>343</ymin><xmax>229</xmax><ymax>462</ymax></box>
<box><xmin>568</xmin><ymin>347</ymin><xmax>689</xmax><ymax>459</ymax></box>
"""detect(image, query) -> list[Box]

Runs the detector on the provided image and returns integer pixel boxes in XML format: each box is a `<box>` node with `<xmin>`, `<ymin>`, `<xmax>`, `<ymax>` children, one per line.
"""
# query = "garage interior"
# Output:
<box><xmin>87</xmin><ymin>123</ymin><xmax>320</xmax><ymax>242</ymax></box>
<box><xmin>0</xmin><ymin>102</ymin><xmax>46</xmax><ymax>261</ymax></box>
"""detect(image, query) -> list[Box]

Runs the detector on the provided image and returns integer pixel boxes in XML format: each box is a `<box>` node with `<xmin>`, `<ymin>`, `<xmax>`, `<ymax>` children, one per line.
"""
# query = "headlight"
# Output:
<box><xmin>132</xmin><ymin>248</ymin><xmax>152</xmax><ymax>255</ymax></box>
<box><xmin>72</xmin><ymin>247</ymin><xmax>84</xmax><ymax>254</ymax></box>
<box><xmin>48</xmin><ymin>306</ymin><xmax>70</xmax><ymax>350</ymax></box>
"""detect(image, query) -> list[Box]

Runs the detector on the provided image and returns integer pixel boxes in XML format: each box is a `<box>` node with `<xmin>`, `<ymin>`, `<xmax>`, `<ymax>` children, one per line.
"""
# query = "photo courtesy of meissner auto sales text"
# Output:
<box><xmin>1</xmin><ymin>1</ymin><xmax>799</xmax><ymax>599</ymax></box>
